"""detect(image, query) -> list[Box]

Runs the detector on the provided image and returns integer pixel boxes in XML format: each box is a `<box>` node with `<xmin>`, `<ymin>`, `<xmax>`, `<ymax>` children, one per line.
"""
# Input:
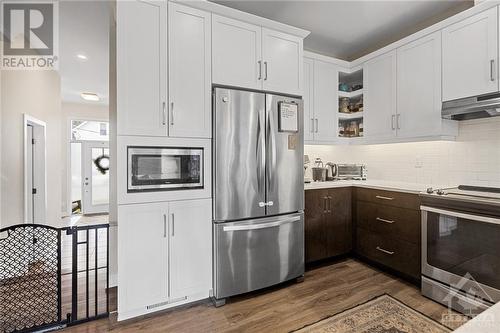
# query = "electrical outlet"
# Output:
<box><xmin>415</xmin><ymin>156</ymin><xmax>423</xmax><ymax>168</ymax></box>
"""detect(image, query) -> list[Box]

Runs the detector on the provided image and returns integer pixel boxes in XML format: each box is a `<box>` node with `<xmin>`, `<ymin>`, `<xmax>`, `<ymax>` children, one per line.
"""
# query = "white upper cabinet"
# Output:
<box><xmin>169</xmin><ymin>199</ymin><xmax>212</xmax><ymax>300</ymax></box>
<box><xmin>212</xmin><ymin>15</ymin><xmax>304</xmax><ymax>96</ymax></box>
<box><xmin>262</xmin><ymin>28</ymin><xmax>303</xmax><ymax>96</ymax></box>
<box><xmin>118</xmin><ymin>202</ymin><xmax>169</xmax><ymax>318</ymax></box>
<box><xmin>303</xmin><ymin>58</ymin><xmax>314</xmax><ymax>142</ymax></box>
<box><xmin>168</xmin><ymin>3</ymin><xmax>212</xmax><ymax>138</ymax></box>
<box><xmin>313</xmin><ymin>60</ymin><xmax>338</xmax><ymax>142</ymax></box>
<box><xmin>212</xmin><ymin>15</ymin><xmax>262</xmax><ymax>90</ymax></box>
<box><xmin>397</xmin><ymin>32</ymin><xmax>442</xmax><ymax>138</ymax></box>
<box><xmin>442</xmin><ymin>7</ymin><xmax>498</xmax><ymax>101</ymax></box>
<box><xmin>364</xmin><ymin>50</ymin><xmax>397</xmax><ymax>140</ymax></box>
<box><xmin>117</xmin><ymin>0</ymin><xmax>167</xmax><ymax>136</ymax></box>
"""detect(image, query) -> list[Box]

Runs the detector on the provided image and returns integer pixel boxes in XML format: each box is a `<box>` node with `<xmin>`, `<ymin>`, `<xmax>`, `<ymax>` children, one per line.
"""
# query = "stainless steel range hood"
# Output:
<box><xmin>442</xmin><ymin>92</ymin><xmax>500</xmax><ymax>120</ymax></box>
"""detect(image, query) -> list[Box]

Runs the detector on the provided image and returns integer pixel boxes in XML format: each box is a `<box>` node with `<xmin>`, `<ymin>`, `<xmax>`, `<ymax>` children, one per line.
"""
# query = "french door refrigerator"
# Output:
<box><xmin>213</xmin><ymin>87</ymin><xmax>304</xmax><ymax>303</ymax></box>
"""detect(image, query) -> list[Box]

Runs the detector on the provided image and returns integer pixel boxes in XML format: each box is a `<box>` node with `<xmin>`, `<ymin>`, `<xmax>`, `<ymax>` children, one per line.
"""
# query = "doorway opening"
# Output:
<box><xmin>24</xmin><ymin>114</ymin><xmax>47</xmax><ymax>224</ymax></box>
<box><xmin>69</xmin><ymin>120</ymin><xmax>110</xmax><ymax>216</ymax></box>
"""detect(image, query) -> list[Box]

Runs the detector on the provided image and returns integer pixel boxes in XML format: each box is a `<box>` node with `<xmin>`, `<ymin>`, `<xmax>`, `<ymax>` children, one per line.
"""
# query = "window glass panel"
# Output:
<box><xmin>72</xmin><ymin>120</ymin><xmax>109</xmax><ymax>141</ymax></box>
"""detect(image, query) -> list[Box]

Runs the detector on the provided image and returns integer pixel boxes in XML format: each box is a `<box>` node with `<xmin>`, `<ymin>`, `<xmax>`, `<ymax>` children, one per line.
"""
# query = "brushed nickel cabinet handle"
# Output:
<box><xmin>162</xmin><ymin>102</ymin><xmax>167</xmax><ymax>125</ymax></box>
<box><xmin>391</xmin><ymin>115</ymin><xmax>396</xmax><ymax>130</ymax></box>
<box><xmin>328</xmin><ymin>196</ymin><xmax>333</xmax><ymax>213</ymax></box>
<box><xmin>264</xmin><ymin>61</ymin><xmax>268</xmax><ymax>81</ymax></box>
<box><xmin>258</xmin><ymin>60</ymin><xmax>262</xmax><ymax>80</ymax></box>
<box><xmin>163</xmin><ymin>214</ymin><xmax>167</xmax><ymax>238</ymax></box>
<box><xmin>323</xmin><ymin>197</ymin><xmax>327</xmax><ymax>213</ymax></box>
<box><xmin>376</xmin><ymin>246</ymin><xmax>395</xmax><ymax>255</ymax></box>
<box><xmin>491</xmin><ymin>59</ymin><xmax>495</xmax><ymax>82</ymax></box>
<box><xmin>315</xmin><ymin>119</ymin><xmax>319</xmax><ymax>133</ymax></box>
<box><xmin>376</xmin><ymin>195</ymin><xmax>394</xmax><ymax>201</ymax></box>
<box><xmin>396</xmin><ymin>114</ymin><xmax>401</xmax><ymax>130</ymax></box>
<box><xmin>170</xmin><ymin>102</ymin><xmax>174</xmax><ymax>126</ymax></box>
<box><xmin>171</xmin><ymin>213</ymin><xmax>175</xmax><ymax>237</ymax></box>
<box><xmin>376</xmin><ymin>217</ymin><xmax>395</xmax><ymax>224</ymax></box>
<box><xmin>310</xmin><ymin>118</ymin><xmax>314</xmax><ymax>133</ymax></box>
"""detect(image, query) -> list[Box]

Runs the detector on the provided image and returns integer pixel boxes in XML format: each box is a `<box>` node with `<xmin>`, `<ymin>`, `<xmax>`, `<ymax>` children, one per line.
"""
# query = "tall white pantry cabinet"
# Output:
<box><xmin>116</xmin><ymin>0</ymin><xmax>213</xmax><ymax>321</ymax></box>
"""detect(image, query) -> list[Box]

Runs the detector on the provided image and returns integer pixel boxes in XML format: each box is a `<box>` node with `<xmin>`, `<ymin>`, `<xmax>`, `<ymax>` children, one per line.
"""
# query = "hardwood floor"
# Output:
<box><xmin>62</xmin><ymin>259</ymin><xmax>466</xmax><ymax>332</ymax></box>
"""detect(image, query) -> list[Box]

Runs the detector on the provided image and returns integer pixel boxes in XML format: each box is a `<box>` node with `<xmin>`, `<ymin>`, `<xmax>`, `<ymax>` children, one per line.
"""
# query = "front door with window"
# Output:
<box><xmin>82</xmin><ymin>141</ymin><xmax>109</xmax><ymax>214</ymax></box>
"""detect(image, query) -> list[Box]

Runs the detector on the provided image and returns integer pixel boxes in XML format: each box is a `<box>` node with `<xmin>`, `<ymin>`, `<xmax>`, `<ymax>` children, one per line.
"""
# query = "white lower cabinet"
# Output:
<box><xmin>118</xmin><ymin>198</ymin><xmax>212</xmax><ymax>320</ymax></box>
<box><xmin>169</xmin><ymin>200</ymin><xmax>212</xmax><ymax>300</ymax></box>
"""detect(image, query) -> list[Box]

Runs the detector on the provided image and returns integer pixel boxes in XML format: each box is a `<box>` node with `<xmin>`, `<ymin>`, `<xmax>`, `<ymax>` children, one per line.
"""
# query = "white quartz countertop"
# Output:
<box><xmin>453</xmin><ymin>302</ymin><xmax>500</xmax><ymax>332</ymax></box>
<box><xmin>304</xmin><ymin>179</ymin><xmax>447</xmax><ymax>194</ymax></box>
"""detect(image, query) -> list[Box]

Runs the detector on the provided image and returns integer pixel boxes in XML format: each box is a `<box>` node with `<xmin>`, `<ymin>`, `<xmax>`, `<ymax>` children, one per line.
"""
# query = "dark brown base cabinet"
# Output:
<box><xmin>304</xmin><ymin>186</ymin><xmax>421</xmax><ymax>282</ymax></box>
<box><xmin>305</xmin><ymin>187</ymin><xmax>352</xmax><ymax>263</ymax></box>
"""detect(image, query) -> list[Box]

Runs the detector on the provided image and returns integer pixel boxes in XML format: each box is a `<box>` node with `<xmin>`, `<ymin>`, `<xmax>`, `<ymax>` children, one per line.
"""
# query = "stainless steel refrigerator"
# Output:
<box><xmin>212</xmin><ymin>87</ymin><xmax>304</xmax><ymax>304</ymax></box>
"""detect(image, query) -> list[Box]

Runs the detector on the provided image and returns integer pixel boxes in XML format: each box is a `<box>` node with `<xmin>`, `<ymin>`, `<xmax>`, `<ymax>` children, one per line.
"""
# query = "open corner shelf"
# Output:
<box><xmin>338</xmin><ymin>89</ymin><xmax>363</xmax><ymax>98</ymax></box>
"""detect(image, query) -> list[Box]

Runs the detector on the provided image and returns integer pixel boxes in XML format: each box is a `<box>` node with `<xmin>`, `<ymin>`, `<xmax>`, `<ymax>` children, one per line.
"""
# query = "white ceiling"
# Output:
<box><xmin>59</xmin><ymin>1</ymin><xmax>110</xmax><ymax>105</ymax></box>
<box><xmin>212</xmin><ymin>0</ymin><xmax>473</xmax><ymax>60</ymax></box>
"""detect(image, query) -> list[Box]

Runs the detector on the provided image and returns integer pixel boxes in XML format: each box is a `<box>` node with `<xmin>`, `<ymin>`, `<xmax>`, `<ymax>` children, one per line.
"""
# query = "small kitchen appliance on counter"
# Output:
<box><xmin>311</xmin><ymin>158</ymin><xmax>327</xmax><ymax>182</ymax></box>
<box><xmin>420</xmin><ymin>185</ymin><xmax>500</xmax><ymax>316</ymax></box>
<box><xmin>331</xmin><ymin>163</ymin><xmax>366</xmax><ymax>180</ymax></box>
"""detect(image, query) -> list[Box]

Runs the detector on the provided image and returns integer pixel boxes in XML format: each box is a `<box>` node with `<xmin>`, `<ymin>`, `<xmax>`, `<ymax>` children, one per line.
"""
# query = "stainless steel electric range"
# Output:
<box><xmin>420</xmin><ymin>185</ymin><xmax>500</xmax><ymax>316</ymax></box>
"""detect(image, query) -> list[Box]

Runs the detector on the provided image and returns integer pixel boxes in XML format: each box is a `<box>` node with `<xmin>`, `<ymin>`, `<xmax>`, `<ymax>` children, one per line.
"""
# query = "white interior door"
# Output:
<box><xmin>24</xmin><ymin>115</ymin><xmax>46</xmax><ymax>224</ymax></box>
<box><xmin>26</xmin><ymin>125</ymin><xmax>34</xmax><ymax>223</ymax></box>
<box><xmin>82</xmin><ymin>141</ymin><xmax>109</xmax><ymax>214</ymax></box>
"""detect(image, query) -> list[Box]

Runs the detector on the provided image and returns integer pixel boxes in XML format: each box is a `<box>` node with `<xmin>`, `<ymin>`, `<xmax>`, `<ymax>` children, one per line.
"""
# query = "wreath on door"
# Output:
<box><xmin>94</xmin><ymin>154</ymin><xmax>110</xmax><ymax>175</ymax></box>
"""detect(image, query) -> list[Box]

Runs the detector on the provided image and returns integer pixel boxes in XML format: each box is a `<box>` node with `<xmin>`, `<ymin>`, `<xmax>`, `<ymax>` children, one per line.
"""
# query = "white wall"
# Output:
<box><xmin>305</xmin><ymin>118</ymin><xmax>500</xmax><ymax>188</ymax></box>
<box><xmin>61</xmin><ymin>102</ymin><xmax>109</xmax><ymax>216</ymax></box>
<box><xmin>1</xmin><ymin>70</ymin><xmax>62</xmax><ymax>228</ymax></box>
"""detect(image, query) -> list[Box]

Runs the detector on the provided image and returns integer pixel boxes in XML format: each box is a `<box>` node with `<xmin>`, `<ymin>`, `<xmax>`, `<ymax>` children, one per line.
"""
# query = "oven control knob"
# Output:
<box><xmin>437</xmin><ymin>189</ymin><xmax>445</xmax><ymax>195</ymax></box>
<box><xmin>426</xmin><ymin>188</ymin><xmax>433</xmax><ymax>194</ymax></box>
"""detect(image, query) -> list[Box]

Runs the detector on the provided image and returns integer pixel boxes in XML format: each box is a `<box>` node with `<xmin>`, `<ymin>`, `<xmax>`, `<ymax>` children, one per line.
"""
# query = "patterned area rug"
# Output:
<box><xmin>294</xmin><ymin>294</ymin><xmax>452</xmax><ymax>333</ymax></box>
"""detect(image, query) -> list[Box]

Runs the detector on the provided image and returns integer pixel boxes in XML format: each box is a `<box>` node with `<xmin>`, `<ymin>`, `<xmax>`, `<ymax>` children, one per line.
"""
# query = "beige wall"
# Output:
<box><xmin>1</xmin><ymin>70</ymin><xmax>62</xmax><ymax>228</ymax></box>
<box><xmin>61</xmin><ymin>102</ymin><xmax>109</xmax><ymax>216</ymax></box>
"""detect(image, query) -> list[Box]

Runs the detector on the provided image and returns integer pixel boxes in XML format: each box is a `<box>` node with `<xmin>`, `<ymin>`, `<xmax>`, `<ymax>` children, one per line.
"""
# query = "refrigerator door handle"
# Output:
<box><xmin>223</xmin><ymin>216</ymin><xmax>301</xmax><ymax>231</ymax></box>
<box><xmin>267</xmin><ymin>106</ymin><xmax>277</xmax><ymax>194</ymax></box>
<box><xmin>256</xmin><ymin>105</ymin><xmax>265</xmax><ymax>195</ymax></box>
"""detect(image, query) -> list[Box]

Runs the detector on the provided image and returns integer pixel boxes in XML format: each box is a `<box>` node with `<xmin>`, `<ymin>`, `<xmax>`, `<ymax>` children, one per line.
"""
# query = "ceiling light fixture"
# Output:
<box><xmin>76</xmin><ymin>54</ymin><xmax>88</xmax><ymax>61</ymax></box>
<box><xmin>81</xmin><ymin>92</ymin><xmax>100</xmax><ymax>102</ymax></box>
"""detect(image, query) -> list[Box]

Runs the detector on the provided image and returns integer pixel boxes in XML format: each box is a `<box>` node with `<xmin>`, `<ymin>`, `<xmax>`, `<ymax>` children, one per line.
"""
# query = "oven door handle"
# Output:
<box><xmin>421</xmin><ymin>205</ymin><xmax>500</xmax><ymax>225</ymax></box>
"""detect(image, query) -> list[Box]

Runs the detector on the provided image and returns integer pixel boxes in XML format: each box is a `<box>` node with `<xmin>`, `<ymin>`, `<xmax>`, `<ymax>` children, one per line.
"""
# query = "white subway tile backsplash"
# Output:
<box><xmin>305</xmin><ymin>118</ymin><xmax>500</xmax><ymax>187</ymax></box>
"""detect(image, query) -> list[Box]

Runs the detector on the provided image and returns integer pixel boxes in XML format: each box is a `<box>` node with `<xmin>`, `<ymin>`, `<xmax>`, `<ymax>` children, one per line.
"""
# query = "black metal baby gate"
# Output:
<box><xmin>0</xmin><ymin>223</ymin><xmax>110</xmax><ymax>333</ymax></box>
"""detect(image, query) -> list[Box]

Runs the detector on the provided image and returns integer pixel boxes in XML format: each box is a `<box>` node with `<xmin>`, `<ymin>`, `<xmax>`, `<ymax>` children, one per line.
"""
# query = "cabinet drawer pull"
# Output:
<box><xmin>376</xmin><ymin>217</ymin><xmax>395</xmax><ymax>224</ymax></box>
<box><xmin>315</xmin><ymin>118</ymin><xmax>319</xmax><ymax>133</ymax></box>
<box><xmin>264</xmin><ymin>61</ymin><xmax>268</xmax><ymax>80</ymax></box>
<box><xmin>258</xmin><ymin>60</ymin><xmax>262</xmax><ymax>80</ymax></box>
<box><xmin>376</xmin><ymin>246</ymin><xmax>395</xmax><ymax>255</ymax></box>
<box><xmin>376</xmin><ymin>195</ymin><xmax>394</xmax><ymax>201</ymax></box>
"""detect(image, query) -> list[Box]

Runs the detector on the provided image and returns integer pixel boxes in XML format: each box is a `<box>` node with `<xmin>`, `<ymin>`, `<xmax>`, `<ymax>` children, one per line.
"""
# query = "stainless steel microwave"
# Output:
<box><xmin>127</xmin><ymin>147</ymin><xmax>203</xmax><ymax>192</ymax></box>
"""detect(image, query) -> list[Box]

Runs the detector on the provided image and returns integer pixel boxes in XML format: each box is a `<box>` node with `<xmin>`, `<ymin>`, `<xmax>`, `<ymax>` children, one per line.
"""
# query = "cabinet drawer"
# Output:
<box><xmin>356</xmin><ymin>201</ymin><xmax>420</xmax><ymax>244</ymax></box>
<box><xmin>356</xmin><ymin>188</ymin><xmax>420</xmax><ymax>210</ymax></box>
<box><xmin>356</xmin><ymin>228</ymin><xmax>420</xmax><ymax>279</ymax></box>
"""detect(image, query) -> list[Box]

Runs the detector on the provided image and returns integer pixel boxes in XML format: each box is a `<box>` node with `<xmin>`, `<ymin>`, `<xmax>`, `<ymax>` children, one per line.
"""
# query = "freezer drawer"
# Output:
<box><xmin>214</xmin><ymin>213</ymin><xmax>304</xmax><ymax>299</ymax></box>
